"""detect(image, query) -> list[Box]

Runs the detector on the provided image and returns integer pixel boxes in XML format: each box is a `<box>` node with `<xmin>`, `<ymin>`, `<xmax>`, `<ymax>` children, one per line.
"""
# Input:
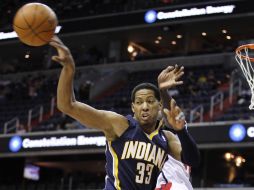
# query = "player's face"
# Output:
<box><xmin>132</xmin><ymin>89</ymin><xmax>160</xmax><ymax>127</ymax></box>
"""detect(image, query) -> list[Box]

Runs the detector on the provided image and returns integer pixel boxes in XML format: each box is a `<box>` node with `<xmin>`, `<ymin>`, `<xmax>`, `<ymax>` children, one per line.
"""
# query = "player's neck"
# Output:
<box><xmin>140</xmin><ymin>122</ymin><xmax>157</xmax><ymax>134</ymax></box>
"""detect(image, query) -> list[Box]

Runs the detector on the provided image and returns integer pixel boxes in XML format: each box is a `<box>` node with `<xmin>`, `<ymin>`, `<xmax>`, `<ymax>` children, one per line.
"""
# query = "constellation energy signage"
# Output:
<box><xmin>144</xmin><ymin>5</ymin><xmax>236</xmax><ymax>23</ymax></box>
<box><xmin>0</xmin><ymin>131</ymin><xmax>106</xmax><ymax>157</ymax></box>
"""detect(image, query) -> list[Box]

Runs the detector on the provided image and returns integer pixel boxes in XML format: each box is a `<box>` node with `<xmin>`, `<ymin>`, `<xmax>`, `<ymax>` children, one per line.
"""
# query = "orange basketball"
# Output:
<box><xmin>13</xmin><ymin>3</ymin><xmax>58</xmax><ymax>46</ymax></box>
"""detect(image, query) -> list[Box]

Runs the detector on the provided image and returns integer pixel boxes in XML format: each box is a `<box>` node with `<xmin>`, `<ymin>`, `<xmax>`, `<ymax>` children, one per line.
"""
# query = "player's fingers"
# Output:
<box><xmin>173</xmin><ymin>64</ymin><xmax>179</xmax><ymax>73</ymax></box>
<box><xmin>175</xmin><ymin>71</ymin><xmax>184</xmax><ymax>80</ymax></box>
<box><xmin>163</xmin><ymin>108</ymin><xmax>170</xmax><ymax>116</ymax></box>
<box><xmin>50</xmin><ymin>35</ymin><xmax>58</xmax><ymax>42</ymax></box>
<box><xmin>49</xmin><ymin>41</ymin><xmax>62</xmax><ymax>49</ymax></box>
<box><xmin>51</xmin><ymin>35</ymin><xmax>64</xmax><ymax>45</ymax></box>
<box><xmin>174</xmin><ymin>106</ymin><xmax>181</xmax><ymax>115</ymax></box>
<box><xmin>52</xmin><ymin>55</ymin><xmax>60</xmax><ymax>62</ymax></box>
<box><xmin>175</xmin><ymin>65</ymin><xmax>184</xmax><ymax>75</ymax></box>
<box><xmin>49</xmin><ymin>42</ymin><xmax>65</xmax><ymax>57</ymax></box>
<box><xmin>163</xmin><ymin>66</ymin><xmax>174</xmax><ymax>74</ymax></box>
<box><xmin>52</xmin><ymin>56</ymin><xmax>64</xmax><ymax>65</ymax></box>
<box><xmin>50</xmin><ymin>41</ymin><xmax>70</xmax><ymax>55</ymax></box>
<box><xmin>170</xmin><ymin>98</ymin><xmax>176</xmax><ymax>111</ymax></box>
<box><xmin>166</xmin><ymin>65</ymin><xmax>174</xmax><ymax>71</ymax></box>
<box><xmin>158</xmin><ymin>66</ymin><xmax>173</xmax><ymax>80</ymax></box>
<box><xmin>162</xmin><ymin>80</ymin><xmax>183</xmax><ymax>88</ymax></box>
<box><xmin>174</xmin><ymin>81</ymin><xmax>184</xmax><ymax>86</ymax></box>
<box><xmin>176</xmin><ymin>66</ymin><xmax>184</xmax><ymax>75</ymax></box>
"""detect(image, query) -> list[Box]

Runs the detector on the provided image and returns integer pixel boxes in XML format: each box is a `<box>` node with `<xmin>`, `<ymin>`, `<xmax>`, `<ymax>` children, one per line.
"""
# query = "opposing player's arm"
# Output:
<box><xmin>163</xmin><ymin>100</ymin><xmax>200</xmax><ymax>167</ymax></box>
<box><xmin>158</xmin><ymin>66</ymin><xmax>200</xmax><ymax>167</ymax></box>
<box><xmin>157</xmin><ymin>65</ymin><xmax>184</xmax><ymax>127</ymax></box>
<box><xmin>163</xmin><ymin>130</ymin><xmax>182</xmax><ymax>161</ymax></box>
<box><xmin>50</xmin><ymin>36</ymin><xmax>128</xmax><ymax>140</ymax></box>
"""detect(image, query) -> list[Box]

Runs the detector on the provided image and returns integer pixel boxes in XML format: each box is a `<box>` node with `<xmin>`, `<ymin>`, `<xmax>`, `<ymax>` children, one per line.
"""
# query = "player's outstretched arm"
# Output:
<box><xmin>49</xmin><ymin>36</ymin><xmax>128</xmax><ymax>140</ymax></box>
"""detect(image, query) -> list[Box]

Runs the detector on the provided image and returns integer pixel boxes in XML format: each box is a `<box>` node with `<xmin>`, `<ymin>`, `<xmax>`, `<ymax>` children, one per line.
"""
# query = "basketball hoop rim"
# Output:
<box><xmin>235</xmin><ymin>44</ymin><xmax>254</xmax><ymax>62</ymax></box>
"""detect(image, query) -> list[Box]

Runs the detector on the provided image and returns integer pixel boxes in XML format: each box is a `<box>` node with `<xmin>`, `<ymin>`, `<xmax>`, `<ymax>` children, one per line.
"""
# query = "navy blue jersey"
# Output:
<box><xmin>104</xmin><ymin>115</ymin><xmax>169</xmax><ymax>190</ymax></box>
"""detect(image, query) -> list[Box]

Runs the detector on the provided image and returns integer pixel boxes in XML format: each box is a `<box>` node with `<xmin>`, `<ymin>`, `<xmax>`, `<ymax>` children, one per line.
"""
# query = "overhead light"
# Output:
<box><xmin>155</xmin><ymin>40</ymin><xmax>160</xmax><ymax>44</ymax></box>
<box><xmin>202</xmin><ymin>32</ymin><xmax>207</xmax><ymax>36</ymax></box>
<box><xmin>157</xmin><ymin>36</ymin><xmax>162</xmax><ymax>40</ymax></box>
<box><xmin>226</xmin><ymin>35</ymin><xmax>231</xmax><ymax>40</ymax></box>
<box><xmin>235</xmin><ymin>156</ymin><xmax>245</xmax><ymax>167</ymax></box>
<box><xmin>171</xmin><ymin>41</ymin><xmax>176</xmax><ymax>45</ymax></box>
<box><xmin>25</xmin><ymin>52</ymin><xmax>30</xmax><ymax>59</ymax></box>
<box><xmin>127</xmin><ymin>45</ymin><xmax>134</xmax><ymax>53</ymax></box>
<box><xmin>176</xmin><ymin>34</ymin><xmax>182</xmax><ymax>39</ymax></box>
<box><xmin>224</xmin><ymin>152</ymin><xmax>234</xmax><ymax>161</ymax></box>
<box><xmin>222</xmin><ymin>29</ymin><xmax>227</xmax><ymax>34</ymax></box>
<box><xmin>132</xmin><ymin>51</ymin><xmax>138</xmax><ymax>57</ymax></box>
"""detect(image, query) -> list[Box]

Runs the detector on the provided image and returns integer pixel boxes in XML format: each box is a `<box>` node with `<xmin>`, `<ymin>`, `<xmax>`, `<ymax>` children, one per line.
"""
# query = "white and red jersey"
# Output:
<box><xmin>155</xmin><ymin>155</ymin><xmax>193</xmax><ymax>190</ymax></box>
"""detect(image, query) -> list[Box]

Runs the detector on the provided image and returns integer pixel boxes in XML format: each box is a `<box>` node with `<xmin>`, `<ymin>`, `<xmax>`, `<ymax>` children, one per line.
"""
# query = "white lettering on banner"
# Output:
<box><xmin>23</xmin><ymin>137</ymin><xmax>77</xmax><ymax>148</ymax></box>
<box><xmin>77</xmin><ymin>135</ymin><xmax>106</xmax><ymax>146</ymax></box>
<box><xmin>0</xmin><ymin>31</ymin><xmax>17</xmax><ymax>40</ymax></box>
<box><xmin>157</xmin><ymin>5</ymin><xmax>235</xmax><ymax>20</ymax></box>
<box><xmin>0</xmin><ymin>26</ymin><xmax>62</xmax><ymax>40</ymax></box>
<box><xmin>157</xmin><ymin>8</ymin><xmax>206</xmax><ymax>19</ymax></box>
<box><xmin>206</xmin><ymin>5</ymin><xmax>235</xmax><ymax>14</ymax></box>
<box><xmin>22</xmin><ymin>135</ymin><xmax>106</xmax><ymax>149</ymax></box>
<box><xmin>247</xmin><ymin>127</ymin><xmax>254</xmax><ymax>138</ymax></box>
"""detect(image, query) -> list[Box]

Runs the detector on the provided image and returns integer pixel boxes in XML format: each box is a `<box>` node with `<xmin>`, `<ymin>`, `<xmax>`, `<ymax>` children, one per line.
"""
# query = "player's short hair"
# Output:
<box><xmin>131</xmin><ymin>83</ymin><xmax>160</xmax><ymax>102</ymax></box>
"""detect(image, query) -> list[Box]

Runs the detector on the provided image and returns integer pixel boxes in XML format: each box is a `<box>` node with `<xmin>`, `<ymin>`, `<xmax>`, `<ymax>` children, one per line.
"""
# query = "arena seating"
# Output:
<box><xmin>215</xmin><ymin>88</ymin><xmax>253</xmax><ymax>121</ymax></box>
<box><xmin>0</xmin><ymin>62</ymin><xmax>234</xmax><ymax>133</ymax></box>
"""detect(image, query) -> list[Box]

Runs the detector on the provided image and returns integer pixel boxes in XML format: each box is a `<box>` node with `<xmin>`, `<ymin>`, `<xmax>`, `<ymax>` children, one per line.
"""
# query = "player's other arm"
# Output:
<box><xmin>50</xmin><ymin>36</ymin><xmax>128</xmax><ymax>140</ymax></box>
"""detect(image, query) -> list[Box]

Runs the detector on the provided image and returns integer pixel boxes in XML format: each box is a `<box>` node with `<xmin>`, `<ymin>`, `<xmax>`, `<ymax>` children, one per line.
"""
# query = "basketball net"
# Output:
<box><xmin>235</xmin><ymin>45</ymin><xmax>254</xmax><ymax>110</ymax></box>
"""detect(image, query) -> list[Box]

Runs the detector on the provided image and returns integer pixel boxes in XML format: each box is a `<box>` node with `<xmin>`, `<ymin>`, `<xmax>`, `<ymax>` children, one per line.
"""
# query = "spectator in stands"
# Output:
<box><xmin>78</xmin><ymin>80</ymin><xmax>93</xmax><ymax>102</ymax></box>
<box><xmin>65</xmin><ymin>120</ymin><xmax>85</xmax><ymax>130</ymax></box>
<box><xmin>16</xmin><ymin>124</ymin><xmax>26</xmax><ymax>134</ymax></box>
<box><xmin>185</xmin><ymin>71</ymin><xmax>195</xmax><ymax>86</ymax></box>
<box><xmin>0</xmin><ymin>85</ymin><xmax>7</xmax><ymax>101</ymax></box>
<box><xmin>197</xmin><ymin>73</ymin><xmax>207</xmax><ymax>88</ymax></box>
<box><xmin>188</xmin><ymin>84</ymin><xmax>199</xmax><ymax>97</ymax></box>
<box><xmin>237</xmin><ymin>89</ymin><xmax>251</xmax><ymax>105</ymax></box>
<box><xmin>207</xmin><ymin>70</ymin><xmax>217</xmax><ymax>90</ymax></box>
<box><xmin>50</xmin><ymin>36</ymin><xmax>199</xmax><ymax>189</ymax></box>
<box><xmin>116</xmin><ymin>96</ymin><xmax>128</xmax><ymax>108</ymax></box>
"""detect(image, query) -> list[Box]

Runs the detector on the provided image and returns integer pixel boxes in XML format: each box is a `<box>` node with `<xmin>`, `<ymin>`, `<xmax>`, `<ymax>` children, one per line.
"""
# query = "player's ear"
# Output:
<box><xmin>131</xmin><ymin>102</ymin><xmax>135</xmax><ymax>113</ymax></box>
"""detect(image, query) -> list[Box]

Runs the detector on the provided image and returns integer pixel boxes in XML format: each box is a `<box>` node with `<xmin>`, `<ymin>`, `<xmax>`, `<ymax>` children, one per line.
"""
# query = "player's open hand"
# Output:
<box><xmin>163</xmin><ymin>99</ymin><xmax>185</xmax><ymax>131</ymax></box>
<box><xmin>49</xmin><ymin>35</ymin><xmax>75</xmax><ymax>69</ymax></box>
<box><xmin>158</xmin><ymin>65</ymin><xmax>184</xmax><ymax>90</ymax></box>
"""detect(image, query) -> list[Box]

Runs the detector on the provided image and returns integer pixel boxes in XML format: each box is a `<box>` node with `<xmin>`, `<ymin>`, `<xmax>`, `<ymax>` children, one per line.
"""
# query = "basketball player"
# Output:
<box><xmin>155</xmin><ymin>105</ymin><xmax>195</xmax><ymax>190</ymax></box>
<box><xmin>155</xmin><ymin>154</ymin><xmax>193</xmax><ymax>190</ymax></box>
<box><xmin>50</xmin><ymin>36</ymin><xmax>199</xmax><ymax>190</ymax></box>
